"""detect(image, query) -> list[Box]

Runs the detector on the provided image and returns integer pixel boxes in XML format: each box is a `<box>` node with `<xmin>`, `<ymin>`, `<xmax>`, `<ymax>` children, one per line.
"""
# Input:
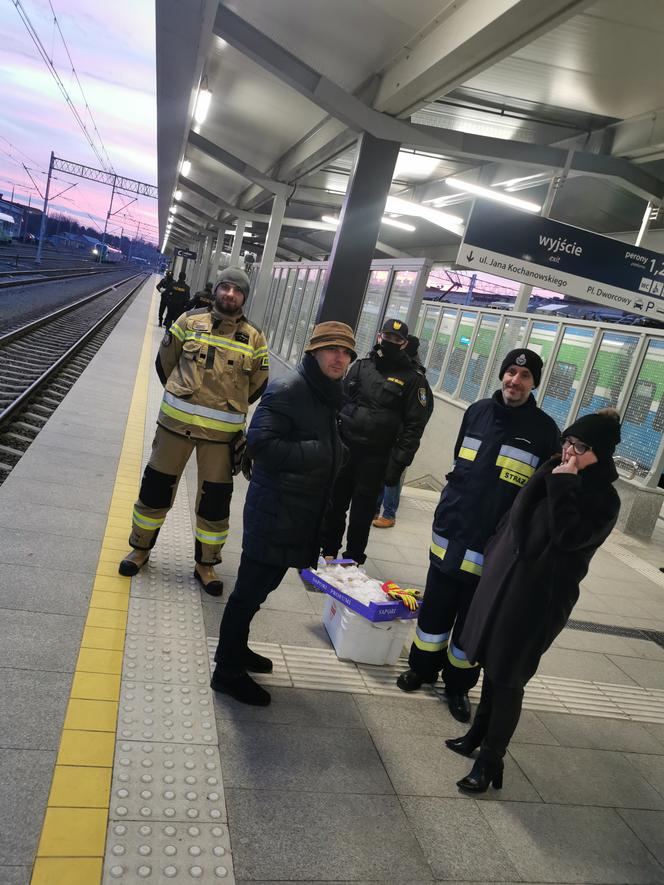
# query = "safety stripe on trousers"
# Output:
<box><xmin>195</xmin><ymin>527</ymin><xmax>229</xmax><ymax>545</ymax></box>
<box><xmin>131</xmin><ymin>508</ymin><xmax>165</xmax><ymax>531</ymax></box>
<box><xmin>447</xmin><ymin>641</ymin><xmax>478</xmax><ymax>669</ymax></box>
<box><xmin>413</xmin><ymin>627</ymin><xmax>450</xmax><ymax>653</ymax></box>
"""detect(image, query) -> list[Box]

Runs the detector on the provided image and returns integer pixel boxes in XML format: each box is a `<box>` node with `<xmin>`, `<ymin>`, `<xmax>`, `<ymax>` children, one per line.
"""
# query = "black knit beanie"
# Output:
<box><xmin>499</xmin><ymin>348</ymin><xmax>543</xmax><ymax>388</ymax></box>
<box><xmin>562</xmin><ymin>409</ymin><xmax>621</xmax><ymax>461</ymax></box>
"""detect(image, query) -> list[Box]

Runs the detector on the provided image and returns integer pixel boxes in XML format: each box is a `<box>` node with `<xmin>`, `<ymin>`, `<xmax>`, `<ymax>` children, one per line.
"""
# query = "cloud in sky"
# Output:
<box><xmin>0</xmin><ymin>0</ymin><xmax>158</xmax><ymax>243</ymax></box>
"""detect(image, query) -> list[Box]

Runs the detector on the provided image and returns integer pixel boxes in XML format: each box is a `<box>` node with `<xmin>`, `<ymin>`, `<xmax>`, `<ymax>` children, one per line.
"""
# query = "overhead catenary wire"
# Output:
<box><xmin>11</xmin><ymin>0</ymin><xmax>115</xmax><ymax>174</ymax></box>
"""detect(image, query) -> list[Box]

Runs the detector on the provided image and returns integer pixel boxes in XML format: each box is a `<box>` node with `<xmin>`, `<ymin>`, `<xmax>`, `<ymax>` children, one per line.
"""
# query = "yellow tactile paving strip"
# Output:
<box><xmin>31</xmin><ymin>288</ymin><xmax>154</xmax><ymax>885</ymax></box>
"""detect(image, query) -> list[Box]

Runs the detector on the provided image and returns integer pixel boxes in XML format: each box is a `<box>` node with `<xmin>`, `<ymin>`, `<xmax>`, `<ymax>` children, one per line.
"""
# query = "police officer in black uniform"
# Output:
<box><xmin>188</xmin><ymin>281</ymin><xmax>213</xmax><ymax>311</ymax></box>
<box><xmin>320</xmin><ymin>318</ymin><xmax>432</xmax><ymax>565</ymax></box>
<box><xmin>163</xmin><ymin>271</ymin><xmax>191</xmax><ymax>329</ymax></box>
<box><xmin>397</xmin><ymin>348</ymin><xmax>560</xmax><ymax>722</ymax></box>
<box><xmin>156</xmin><ymin>269</ymin><xmax>174</xmax><ymax>326</ymax></box>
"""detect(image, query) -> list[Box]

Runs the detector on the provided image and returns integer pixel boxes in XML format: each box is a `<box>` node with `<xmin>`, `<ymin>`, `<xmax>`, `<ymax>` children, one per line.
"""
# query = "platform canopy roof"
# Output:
<box><xmin>156</xmin><ymin>0</ymin><xmax>664</xmax><ymax>260</ymax></box>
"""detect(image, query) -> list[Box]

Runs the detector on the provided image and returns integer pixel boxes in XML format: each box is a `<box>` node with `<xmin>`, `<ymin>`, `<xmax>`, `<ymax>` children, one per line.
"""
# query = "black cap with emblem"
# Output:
<box><xmin>380</xmin><ymin>318</ymin><xmax>409</xmax><ymax>340</ymax></box>
<box><xmin>499</xmin><ymin>348</ymin><xmax>543</xmax><ymax>388</ymax></box>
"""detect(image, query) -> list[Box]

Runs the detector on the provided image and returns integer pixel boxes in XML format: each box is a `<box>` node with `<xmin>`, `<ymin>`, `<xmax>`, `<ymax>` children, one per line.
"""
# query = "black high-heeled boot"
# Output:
<box><xmin>445</xmin><ymin>730</ymin><xmax>483</xmax><ymax>757</ymax></box>
<box><xmin>456</xmin><ymin>751</ymin><xmax>504</xmax><ymax>793</ymax></box>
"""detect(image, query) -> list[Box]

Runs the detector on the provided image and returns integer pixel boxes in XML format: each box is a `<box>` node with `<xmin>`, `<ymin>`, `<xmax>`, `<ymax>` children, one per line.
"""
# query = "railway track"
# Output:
<box><xmin>0</xmin><ymin>265</ymin><xmax>117</xmax><ymax>289</ymax></box>
<box><xmin>0</xmin><ymin>273</ymin><xmax>147</xmax><ymax>483</ymax></box>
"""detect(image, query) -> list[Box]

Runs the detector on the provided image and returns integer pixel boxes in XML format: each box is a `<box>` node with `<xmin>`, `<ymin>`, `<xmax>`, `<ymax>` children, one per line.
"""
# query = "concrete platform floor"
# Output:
<box><xmin>1</xmin><ymin>280</ymin><xmax>664</xmax><ymax>883</ymax></box>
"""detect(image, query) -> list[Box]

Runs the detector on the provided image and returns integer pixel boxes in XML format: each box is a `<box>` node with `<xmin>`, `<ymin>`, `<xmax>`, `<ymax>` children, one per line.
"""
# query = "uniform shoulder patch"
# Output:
<box><xmin>161</xmin><ymin>331</ymin><xmax>172</xmax><ymax>346</ymax></box>
<box><xmin>260</xmin><ymin>355</ymin><xmax>269</xmax><ymax>369</ymax></box>
<box><xmin>418</xmin><ymin>387</ymin><xmax>427</xmax><ymax>406</ymax></box>
<box><xmin>235</xmin><ymin>331</ymin><xmax>250</xmax><ymax>344</ymax></box>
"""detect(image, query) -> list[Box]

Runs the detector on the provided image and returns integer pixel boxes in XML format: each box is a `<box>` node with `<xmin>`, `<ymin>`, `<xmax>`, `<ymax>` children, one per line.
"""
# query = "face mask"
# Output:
<box><xmin>379</xmin><ymin>340</ymin><xmax>402</xmax><ymax>359</ymax></box>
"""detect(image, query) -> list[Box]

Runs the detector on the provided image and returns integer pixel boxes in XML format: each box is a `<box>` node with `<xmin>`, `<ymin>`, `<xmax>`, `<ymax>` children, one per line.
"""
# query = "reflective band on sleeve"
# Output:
<box><xmin>132</xmin><ymin>508</ymin><xmax>166</xmax><ymax>531</ymax></box>
<box><xmin>460</xmin><ymin>548</ymin><xmax>484</xmax><ymax>576</ymax></box>
<box><xmin>458</xmin><ymin>436</ymin><xmax>481</xmax><ymax>461</ymax></box>
<box><xmin>161</xmin><ymin>392</ymin><xmax>246</xmax><ymax>433</ymax></box>
<box><xmin>498</xmin><ymin>445</ymin><xmax>540</xmax><ymax>467</ymax></box>
<box><xmin>253</xmin><ymin>345</ymin><xmax>268</xmax><ymax>359</ymax></box>
<box><xmin>413</xmin><ymin>626</ymin><xmax>450</xmax><ymax>653</ymax></box>
<box><xmin>195</xmin><ymin>527</ymin><xmax>229</xmax><ymax>545</ymax></box>
<box><xmin>447</xmin><ymin>642</ymin><xmax>477</xmax><ymax>669</ymax></box>
<box><xmin>430</xmin><ymin>531</ymin><xmax>449</xmax><ymax>561</ymax></box>
<box><xmin>170</xmin><ymin>324</ymin><xmax>186</xmax><ymax>342</ymax></box>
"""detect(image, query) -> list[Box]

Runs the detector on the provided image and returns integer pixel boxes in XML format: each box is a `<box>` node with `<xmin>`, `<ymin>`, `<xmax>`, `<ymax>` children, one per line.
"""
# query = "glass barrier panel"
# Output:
<box><xmin>525</xmin><ymin>321</ymin><xmax>557</xmax><ymax>364</ymax></box>
<box><xmin>267</xmin><ymin>269</ymin><xmax>289</xmax><ymax>346</ymax></box>
<box><xmin>427</xmin><ymin>308</ymin><xmax>458</xmax><ymax>386</ymax></box>
<box><xmin>263</xmin><ymin>268</ymin><xmax>281</xmax><ymax>335</ymax></box>
<box><xmin>290</xmin><ymin>269</ymin><xmax>320</xmax><ymax>365</ymax></box>
<box><xmin>442</xmin><ymin>311</ymin><xmax>478</xmax><ymax>394</ymax></box>
<box><xmin>280</xmin><ymin>268</ymin><xmax>307</xmax><ymax>357</ymax></box>
<box><xmin>485</xmin><ymin>316</ymin><xmax>528</xmax><ymax>389</ymax></box>
<box><xmin>384</xmin><ymin>270</ymin><xmax>418</xmax><ymax>324</ymax></box>
<box><xmin>305</xmin><ymin>269</ymin><xmax>327</xmax><ymax>346</ymax></box>
<box><xmin>459</xmin><ymin>313</ymin><xmax>500</xmax><ymax>403</ymax></box>
<box><xmin>616</xmin><ymin>337</ymin><xmax>664</xmax><ymax>479</ymax></box>
<box><xmin>540</xmin><ymin>325</ymin><xmax>596</xmax><ymax>428</ymax></box>
<box><xmin>418</xmin><ymin>305</ymin><xmax>440</xmax><ymax>367</ymax></box>
<box><xmin>272</xmin><ymin>269</ymin><xmax>297</xmax><ymax>353</ymax></box>
<box><xmin>578</xmin><ymin>331</ymin><xmax>640</xmax><ymax>415</ymax></box>
<box><xmin>354</xmin><ymin>268</ymin><xmax>390</xmax><ymax>358</ymax></box>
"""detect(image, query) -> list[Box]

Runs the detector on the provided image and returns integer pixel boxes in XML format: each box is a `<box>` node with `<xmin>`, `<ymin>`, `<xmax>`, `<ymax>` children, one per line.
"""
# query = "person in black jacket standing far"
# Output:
<box><xmin>450</xmin><ymin>409</ymin><xmax>621</xmax><ymax>793</ymax></box>
<box><xmin>156</xmin><ymin>269</ymin><xmax>173</xmax><ymax>326</ymax></box>
<box><xmin>211</xmin><ymin>321</ymin><xmax>357</xmax><ymax>706</ymax></box>
<box><xmin>320</xmin><ymin>318</ymin><xmax>431</xmax><ymax>565</ymax></box>
<box><xmin>163</xmin><ymin>271</ymin><xmax>190</xmax><ymax>329</ymax></box>
<box><xmin>398</xmin><ymin>349</ymin><xmax>560</xmax><ymax>723</ymax></box>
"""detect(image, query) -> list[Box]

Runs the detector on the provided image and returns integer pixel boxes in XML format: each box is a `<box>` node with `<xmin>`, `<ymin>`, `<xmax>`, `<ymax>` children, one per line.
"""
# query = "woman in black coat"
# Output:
<box><xmin>448</xmin><ymin>409</ymin><xmax>621</xmax><ymax>793</ymax></box>
<box><xmin>211</xmin><ymin>321</ymin><xmax>357</xmax><ymax>707</ymax></box>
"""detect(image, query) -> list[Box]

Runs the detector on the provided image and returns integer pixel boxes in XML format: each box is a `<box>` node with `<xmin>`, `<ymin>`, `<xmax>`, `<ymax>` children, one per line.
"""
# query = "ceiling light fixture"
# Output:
<box><xmin>442</xmin><ymin>180</ymin><xmax>541</xmax><ymax>212</ymax></box>
<box><xmin>181</xmin><ymin>159</ymin><xmax>191</xmax><ymax>177</ymax></box>
<box><xmin>492</xmin><ymin>172</ymin><xmax>549</xmax><ymax>188</ymax></box>
<box><xmin>194</xmin><ymin>75</ymin><xmax>212</xmax><ymax>125</ymax></box>
<box><xmin>174</xmin><ymin>190</ymin><xmax>182</xmax><ymax>201</ymax></box>
<box><xmin>381</xmin><ymin>216</ymin><xmax>416</xmax><ymax>231</ymax></box>
<box><xmin>385</xmin><ymin>196</ymin><xmax>464</xmax><ymax>233</ymax></box>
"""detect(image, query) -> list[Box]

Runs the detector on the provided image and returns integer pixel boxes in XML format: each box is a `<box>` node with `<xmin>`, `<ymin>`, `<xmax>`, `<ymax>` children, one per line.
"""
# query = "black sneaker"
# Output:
<box><xmin>210</xmin><ymin>670</ymin><xmax>271</xmax><ymax>706</ymax></box>
<box><xmin>245</xmin><ymin>648</ymin><xmax>273</xmax><ymax>673</ymax></box>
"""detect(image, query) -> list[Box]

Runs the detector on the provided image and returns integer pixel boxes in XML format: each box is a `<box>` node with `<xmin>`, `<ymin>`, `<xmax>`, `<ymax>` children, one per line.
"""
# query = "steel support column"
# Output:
<box><xmin>316</xmin><ymin>133</ymin><xmax>400</xmax><ymax>328</ymax></box>
<box><xmin>248</xmin><ymin>195</ymin><xmax>286</xmax><ymax>326</ymax></box>
<box><xmin>229</xmin><ymin>220</ymin><xmax>246</xmax><ymax>266</ymax></box>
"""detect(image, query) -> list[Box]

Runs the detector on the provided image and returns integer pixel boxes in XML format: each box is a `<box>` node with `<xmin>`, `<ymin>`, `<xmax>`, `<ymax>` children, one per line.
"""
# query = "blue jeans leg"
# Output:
<box><xmin>382</xmin><ymin>480</ymin><xmax>402</xmax><ymax>520</ymax></box>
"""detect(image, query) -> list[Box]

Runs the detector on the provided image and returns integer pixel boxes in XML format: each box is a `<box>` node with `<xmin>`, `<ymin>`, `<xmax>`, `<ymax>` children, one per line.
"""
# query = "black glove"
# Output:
<box><xmin>230</xmin><ymin>432</ymin><xmax>247</xmax><ymax>477</ymax></box>
<box><xmin>241</xmin><ymin>450</ymin><xmax>253</xmax><ymax>481</ymax></box>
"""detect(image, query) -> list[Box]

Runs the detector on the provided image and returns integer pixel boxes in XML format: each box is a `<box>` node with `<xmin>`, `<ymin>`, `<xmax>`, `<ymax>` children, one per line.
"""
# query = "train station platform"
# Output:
<box><xmin>2</xmin><ymin>278</ymin><xmax>664</xmax><ymax>884</ymax></box>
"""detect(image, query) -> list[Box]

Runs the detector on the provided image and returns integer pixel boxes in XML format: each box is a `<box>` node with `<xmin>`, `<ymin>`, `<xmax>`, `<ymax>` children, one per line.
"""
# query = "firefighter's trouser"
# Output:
<box><xmin>407</xmin><ymin>564</ymin><xmax>481</xmax><ymax>694</ymax></box>
<box><xmin>129</xmin><ymin>425</ymin><xmax>233</xmax><ymax>564</ymax></box>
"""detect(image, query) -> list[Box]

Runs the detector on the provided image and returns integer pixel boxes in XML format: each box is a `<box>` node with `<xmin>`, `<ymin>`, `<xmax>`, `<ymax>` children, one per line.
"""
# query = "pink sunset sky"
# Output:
<box><xmin>0</xmin><ymin>0</ymin><xmax>158</xmax><ymax>244</ymax></box>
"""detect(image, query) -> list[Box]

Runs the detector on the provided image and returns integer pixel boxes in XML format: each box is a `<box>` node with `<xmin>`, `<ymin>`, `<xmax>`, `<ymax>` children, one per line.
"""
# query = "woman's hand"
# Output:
<box><xmin>552</xmin><ymin>454</ymin><xmax>578</xmax><ymax>475</ymax></box>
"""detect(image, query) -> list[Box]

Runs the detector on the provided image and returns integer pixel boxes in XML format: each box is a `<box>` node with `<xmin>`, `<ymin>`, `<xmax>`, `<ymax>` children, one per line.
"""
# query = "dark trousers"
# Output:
<box><xmin>408</xmin><ymin>565</ymin><xmax>481</xmax><ymax>695</ymax></box>
<box><xmin>467</xmin><ymin>674</ymin><xmax>524</xmax><ymax>759</ymax></box>
<box><xmin>320</xmin><ymin>449</ymin><xmax>388</xmax><ymax>564</ymax></box>
<box><xmin>214</xmin><ymin>553</ymin><xmax>288</xmax><ymax>673</ymax></box>
<box><xmin>158</xmin><ymin>293</ymin><xmax>169</xmax><ymax>324</ymax></box>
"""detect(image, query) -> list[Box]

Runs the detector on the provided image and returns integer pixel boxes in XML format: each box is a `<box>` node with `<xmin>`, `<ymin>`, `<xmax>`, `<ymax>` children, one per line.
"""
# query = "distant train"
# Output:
<box><xmin>0</xmin><ymin>212</ymin><xmax>16</xmax><ymax>244</ymax></box>
<box><xmin>90</xmin><ymin>241</ymin><xmax>123</xmax><ymax>263</ymax></box>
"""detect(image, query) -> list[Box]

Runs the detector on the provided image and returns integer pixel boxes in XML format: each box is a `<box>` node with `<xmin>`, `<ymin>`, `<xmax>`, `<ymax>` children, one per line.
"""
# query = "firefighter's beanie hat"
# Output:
<box><xmin>215</xmin><ymin>266</ymin><xmax>251</xmax><ymax>300</ymax></box>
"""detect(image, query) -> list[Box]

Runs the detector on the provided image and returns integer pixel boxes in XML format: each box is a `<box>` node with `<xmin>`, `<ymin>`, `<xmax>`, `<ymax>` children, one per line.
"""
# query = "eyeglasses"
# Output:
<box><xmin>562</xmin><ymin>437</ymin><xmax>592</xmax><ymax>456</ymax></box>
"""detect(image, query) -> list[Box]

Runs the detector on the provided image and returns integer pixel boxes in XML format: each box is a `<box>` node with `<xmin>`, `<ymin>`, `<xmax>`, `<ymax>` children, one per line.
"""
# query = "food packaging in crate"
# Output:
<box><xmin>300</xmin><ymin>560</ymin><xmax>420</xmax><ymax>622</ymax></box>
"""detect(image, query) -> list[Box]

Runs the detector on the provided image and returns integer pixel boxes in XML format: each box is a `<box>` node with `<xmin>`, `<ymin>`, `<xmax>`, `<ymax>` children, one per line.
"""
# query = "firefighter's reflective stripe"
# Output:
<box><xmin>460</xmin><ymin>547</ymin><xmax>484</xmax><ymax>576</ymax></box>
<box><xmin>132</xmin><ymin>508</ymin><xmax>165</xmax><ymax>530</ymax></box>
<box><xmin>496</xmin><ymin>444</ymin><xmax>538</xmax><ymax>487</ymax></box>
<box><xmin>195</xmin><ymin>526</ymin><xmax>229</xmax><ymax>545</ymax></box>
<box><xmin>160</xmin><ymin>391</ymin><xmax>246</xmax><ymax>433</ymax></box>
<box><xmin>414</xmin><ymin>626</ymin><xmax>450</xmax><ymax>653</ymax></box>
<box><xmin>172</xmin><ymin>324</ymin><xmax>258</xmax><ymax>358</ymax></box>
<box><xmin>430</xmin><ymin>531</ymin><xmax>449</xmax><ymax>562</ymax></box>
<box><xmin>447</xmin><ymin>641</ymin><xmax>476</xmax><ymax>669</ymax></box>
<box><xmin>458</xmin><ymin>436</ymin><xmax>481</xmax><ymax>461</ymax></box>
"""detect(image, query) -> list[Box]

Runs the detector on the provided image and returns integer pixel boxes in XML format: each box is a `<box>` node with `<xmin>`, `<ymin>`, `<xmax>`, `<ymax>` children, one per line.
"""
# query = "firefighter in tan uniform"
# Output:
<box><xmin>119</xmin><ymin>267</ymin><xmax>269</xmax><ymax>595</ymax></box>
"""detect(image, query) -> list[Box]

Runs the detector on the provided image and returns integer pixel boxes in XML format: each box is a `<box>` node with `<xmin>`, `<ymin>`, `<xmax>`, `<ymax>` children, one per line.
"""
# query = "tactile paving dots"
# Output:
<box><xmin>127</xmin><ymin>596</ymin><xmax>205</xmax><ymax>639</ymax></box>
<box><xmin>118</xmin><ymin>683</ymin><xmax>215</xmax><ymax>743</ymax></box>
<box><xmin>103</xmin><ymin>822</ymin><xmax>234</xmax><ymax>883</ymax></box>
<box><xmin>109</xmin><ymin>742</ymin><xmax>226</xmax><ymax>822</ymax></box>
<box><xmin>123</xmin><ymin>635</ymin><xmax>209</xmax><ymax>685</ymax></box>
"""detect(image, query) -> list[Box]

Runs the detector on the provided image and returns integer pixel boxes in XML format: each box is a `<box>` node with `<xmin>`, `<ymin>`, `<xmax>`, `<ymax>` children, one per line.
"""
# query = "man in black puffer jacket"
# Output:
<box><xmin>211</xmin><ymin>321</ymin><xmax>357</xmax><ymax>706</ymax></box>
<box><xmin>320</xmin><ymin>318</ymin><xmax>432</xmax><ymax>564</ymax></box>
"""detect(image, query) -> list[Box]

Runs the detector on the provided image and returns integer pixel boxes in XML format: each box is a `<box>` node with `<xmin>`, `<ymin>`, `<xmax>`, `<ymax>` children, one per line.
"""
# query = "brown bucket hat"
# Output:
<box><xmin>304</xmin><ymin>321</ymin><xmax>357</xmax><ymax>361</ymax></box>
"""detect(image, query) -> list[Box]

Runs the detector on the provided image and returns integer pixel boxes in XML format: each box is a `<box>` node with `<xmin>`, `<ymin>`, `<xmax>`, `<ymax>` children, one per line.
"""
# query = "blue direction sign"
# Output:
<box><xmin>174</xmin><ymin>248</ymin><xmax>197</xmax><ymax>259</ymax></box>
<box><xmin>457</xmin><ymin>203</ymin><xmax>664</xmax><ymax>319</ymax></box>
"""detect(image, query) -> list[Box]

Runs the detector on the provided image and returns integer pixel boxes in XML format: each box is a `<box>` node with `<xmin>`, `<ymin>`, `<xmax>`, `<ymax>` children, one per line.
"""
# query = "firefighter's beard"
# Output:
<box><xmin>214</xmin><ymin>294</ymin><xmax>243</xmax><ymax>316</ymax></box>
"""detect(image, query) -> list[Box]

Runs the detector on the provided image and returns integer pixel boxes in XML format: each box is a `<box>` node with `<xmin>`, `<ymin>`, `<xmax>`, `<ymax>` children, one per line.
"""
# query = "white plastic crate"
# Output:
<box><xmin>323</xmin><ymin>595</ymin><xmax>415</xmax><ymax>665</ymax></box>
